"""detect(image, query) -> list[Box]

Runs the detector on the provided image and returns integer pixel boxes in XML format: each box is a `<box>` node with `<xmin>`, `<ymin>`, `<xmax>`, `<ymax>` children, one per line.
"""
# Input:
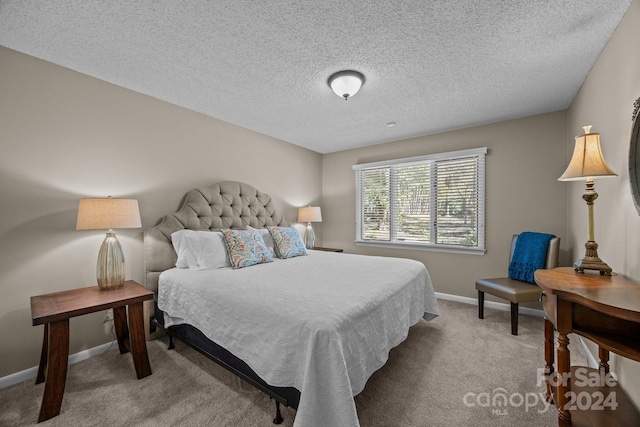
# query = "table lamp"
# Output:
<box><xmin>558</xmin><ymin>125</ymin><xmax>617</xmax><ymax>275</ymax></box>
<box><xmin>76</xmin><ymin>197</ymin><xmax>142</xmax><ymax>289</ymax></box>
<box><xmin>298</xmin><ymin>206</ymin><xmax>322</xmax><ymax>249</ymax></box>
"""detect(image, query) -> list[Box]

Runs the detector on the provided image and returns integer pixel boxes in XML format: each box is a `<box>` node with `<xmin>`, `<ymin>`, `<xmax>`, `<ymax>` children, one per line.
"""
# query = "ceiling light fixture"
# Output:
<box><xmin>328</xmin><ymin>70</ymin><xmax>365</xmax><ymax>100</ymax></box>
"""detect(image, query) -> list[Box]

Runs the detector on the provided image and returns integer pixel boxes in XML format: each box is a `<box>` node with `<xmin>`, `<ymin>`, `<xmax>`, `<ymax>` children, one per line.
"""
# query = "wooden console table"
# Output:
<box><xmin>31</xmin><ymin>280</ymin><xmax>153</xmax><ymax>422</ymax></box>
<box><xmin>311</xmin><ymin>246</ymin><xmax>343</xmax><ymax>252</ymax></box>
<box><xmin>535</xmin><ymin>267</ymin><xmax>640</xmax><ymax>426</ymax></box>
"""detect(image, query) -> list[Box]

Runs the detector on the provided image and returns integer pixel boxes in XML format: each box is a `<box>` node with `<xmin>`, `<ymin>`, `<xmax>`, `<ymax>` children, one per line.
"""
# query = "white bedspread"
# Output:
<box><xmin>158</xmin><ymin>251</ymin><xmax>439</xmax><ymax>427</ymax></box>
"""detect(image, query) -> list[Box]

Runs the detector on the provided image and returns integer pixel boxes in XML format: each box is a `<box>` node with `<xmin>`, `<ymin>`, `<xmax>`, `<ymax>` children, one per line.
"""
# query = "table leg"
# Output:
<box><xmin>557</xmin><ymin>331</ymin><xmax>571</xmax><ymax>424</ymax></box>
<box><xmin>544</xmin><ymin>317</ymin><xmax>555</xmax><ymax>402</ymax></box>
<box><xmin>37</xmin><ymin>319</ymin><xmax>69</xmax><ymax>423</ymax></box>
<box><xmin>127</xmin><ymin>302</ymin><xmax>152</xmax><ymax>379</ymax></box>
<box><xmin>113</xmin><ymin>306</ymin><xmax>130</xmax><ymax>354</ymax></box>
<box><xmin>35</xmin><ymin>323</ymin><xmax>49</xmax><ymax>384</ymax></box>
<box><xmin>599</xmin><ymin>346</ymin><xmax>610</xmax><ymax>374</ymax></box>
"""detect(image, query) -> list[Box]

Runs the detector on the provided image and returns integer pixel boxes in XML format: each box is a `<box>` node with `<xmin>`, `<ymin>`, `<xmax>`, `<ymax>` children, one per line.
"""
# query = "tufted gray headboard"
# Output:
<box><xmin>144</xmin><ymin>181</ymin><xmax>288</xmax><ymax>293</ymax></box>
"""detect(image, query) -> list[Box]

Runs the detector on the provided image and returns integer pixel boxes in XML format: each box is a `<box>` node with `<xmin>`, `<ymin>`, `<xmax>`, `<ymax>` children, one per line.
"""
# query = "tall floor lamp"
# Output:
<box><xmin>76</xmin><ymin>197</ymin><xmax>142</xmax><ymax>289</ymax></box>
<box><xmin>558</xmin><ymin>125</ymin><xmax>617</xmax><ymax>275</ymax></box>
<box><xmin>298</xmin><ymin>206</ymin><xmax>322</xmax><ymax>249</ymax></box>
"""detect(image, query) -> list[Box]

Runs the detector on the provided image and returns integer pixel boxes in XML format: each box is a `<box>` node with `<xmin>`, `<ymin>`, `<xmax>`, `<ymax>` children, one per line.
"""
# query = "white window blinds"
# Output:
<box><xmin>354</xmin><ymin>147</ymin><xmax>486</xmax><ymax>254</ymax></box>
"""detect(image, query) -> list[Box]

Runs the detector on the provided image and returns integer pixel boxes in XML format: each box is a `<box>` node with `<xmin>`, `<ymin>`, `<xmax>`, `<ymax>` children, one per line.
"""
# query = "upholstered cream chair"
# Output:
<box><xmin>475</xmin><ymin>234</ymin><xmax>560</xmax><ymax>335</ymax></box>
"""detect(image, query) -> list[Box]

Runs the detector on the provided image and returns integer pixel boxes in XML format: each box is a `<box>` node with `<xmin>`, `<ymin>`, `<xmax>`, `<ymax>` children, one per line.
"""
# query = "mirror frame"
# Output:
<box><xmin>629</xmin><ymin>96</ymin><xmax>640</xmax><ymax>215</ymax></box>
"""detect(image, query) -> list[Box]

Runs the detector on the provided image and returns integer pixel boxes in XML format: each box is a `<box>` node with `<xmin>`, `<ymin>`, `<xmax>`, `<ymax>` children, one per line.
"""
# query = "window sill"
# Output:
<box><xmin>355</xmin><ymin>241</ymin><xmax>485</xmax><ymax>255</ymax></box>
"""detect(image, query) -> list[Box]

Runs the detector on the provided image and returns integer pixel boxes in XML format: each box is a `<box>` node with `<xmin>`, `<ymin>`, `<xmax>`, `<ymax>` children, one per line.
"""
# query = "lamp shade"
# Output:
<box><xmin>328</xmin><ymin>70</ymin><xmax>365</xmax><ymax>100</ymax></box>
<box><xmin>558</xmin><ymin>126</ymin><xmax>617</xmax><ymax>181</ymax></box>
<box><xmin>76</xmin><ymin>198</ymin><xmax>142</xmax><ymax>230</ymax></box>
<box><xmin>298</xmin><ymin>206</ymin><xmax>322</xmax><ymax>223</ymax></box>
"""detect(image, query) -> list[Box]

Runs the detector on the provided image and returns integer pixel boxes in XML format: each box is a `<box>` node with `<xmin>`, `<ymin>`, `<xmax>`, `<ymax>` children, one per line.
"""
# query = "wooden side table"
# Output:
<box><xmin>31</xmin><ymin>280</ymin><xmax>153</xmax><ymax>422</ymax></box>
<box><xmin>535</xmin><ymin>267</ymin><xmax>640</xmax><ymax>426</ymax></box>
<box><xmin>311</xmin><ymin>247</ymin><xmax>343</xmax><ymax>252</ymax></box>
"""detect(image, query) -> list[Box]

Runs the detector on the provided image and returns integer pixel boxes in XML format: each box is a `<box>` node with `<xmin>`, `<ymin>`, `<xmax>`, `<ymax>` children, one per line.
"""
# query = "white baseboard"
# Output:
<box><xmin>435</xmin><ymin>291</ymin><xmax>545</xmax><ymax>317</ymax></box>
<box><xmin>0</xmin><ymin>340</ymin><xmax>117</xmax><ymax>390</ymax></box>
<box><xmin>575</xmin><ymin>335</ymin><xmax>599</xmax><ymax>369</ymax></box>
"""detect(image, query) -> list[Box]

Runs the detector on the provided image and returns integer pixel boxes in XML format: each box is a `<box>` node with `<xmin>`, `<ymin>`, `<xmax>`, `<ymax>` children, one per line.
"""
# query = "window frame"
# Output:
<box><xmin>353</xmin><ymin>147</ymin><xmax>487</xmax><ymax>255</ymax></box>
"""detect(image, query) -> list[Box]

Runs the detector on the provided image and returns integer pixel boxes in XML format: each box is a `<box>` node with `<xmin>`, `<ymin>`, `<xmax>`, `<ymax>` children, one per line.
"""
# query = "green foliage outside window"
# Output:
<box><xmin>355</xmin><ymin>148</ymin><xmax>486</xmax><ymax>252</ymax></box>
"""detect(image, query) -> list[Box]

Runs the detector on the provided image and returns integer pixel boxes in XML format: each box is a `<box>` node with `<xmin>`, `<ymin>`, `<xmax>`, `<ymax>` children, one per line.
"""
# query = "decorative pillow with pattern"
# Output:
<box><xmin>247</xmin><ymin>225</ymin><xmax>276</xmax><ymax>258</ymax></box>
<box><xmin>221</xmin><ymin>228</ymin><xmax>273</xmax><ymax>269</ymax></box>
<box><xmin>267</xmin><ymin>226</ymin><xmax>308</xmax><ymax>259</ymax></box>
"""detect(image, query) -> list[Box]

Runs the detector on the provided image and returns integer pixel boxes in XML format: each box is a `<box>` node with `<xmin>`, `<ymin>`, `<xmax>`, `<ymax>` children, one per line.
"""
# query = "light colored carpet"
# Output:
<box><xmin>0</xmin><ymin>300</ymin><xmax>585</xmax><ymax>426</ymax></box>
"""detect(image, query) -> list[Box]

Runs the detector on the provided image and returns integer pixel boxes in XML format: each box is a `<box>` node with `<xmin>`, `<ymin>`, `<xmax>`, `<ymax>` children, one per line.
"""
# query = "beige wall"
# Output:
<box><xmin>3</xmin><ymin>0</ymin><xmax>640</xmax><ymax>412</ymax></box>
<box><xmin>322</xmin><ymin>111</ymin><xmax>569</xmax><ymax>299</ymax></box>
<box><xmin>0</xmin><ymin>46</ymin><xmax>322</xmax><ymax>377</ymax></box>
<box><xmin>565</xmin><ymin>0</ymin><xmax>640</xmax><ymax>409</ymax></box>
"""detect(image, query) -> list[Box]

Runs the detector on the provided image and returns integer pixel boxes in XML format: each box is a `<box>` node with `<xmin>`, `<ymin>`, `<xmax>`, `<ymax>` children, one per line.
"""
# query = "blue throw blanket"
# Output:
<box><xmin>508</xmin><ymin>232</ymin><xmax>555</xmax><ymax>284</ymax></box>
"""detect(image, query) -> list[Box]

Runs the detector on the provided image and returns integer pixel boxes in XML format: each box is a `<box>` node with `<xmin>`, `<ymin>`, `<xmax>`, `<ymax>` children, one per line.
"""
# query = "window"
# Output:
<box><xmin>353</xmin><ymin>147</ymin><xmax>486</xmax><ymax>254</ymax></box>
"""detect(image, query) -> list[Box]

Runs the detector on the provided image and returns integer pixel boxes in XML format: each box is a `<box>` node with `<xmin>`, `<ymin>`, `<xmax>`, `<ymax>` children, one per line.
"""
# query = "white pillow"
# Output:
<box><xmin>196</xmin><ymin>231</ymin><xmax>231</xmax><ymax>269</ymax></box>
<box><xmin>170</xmin><ymin>230</ymin><xmax>230</xmax><ymax>270</ymax></box>
<box><xmin>247</xmin><ymin>226</ymin><xmax>276</xmax><ymax>258</ymax></box>
<box><xmin>171</xmin><ymin>229</ymin><xmax>201</xmax><ymax>269</ymax></box>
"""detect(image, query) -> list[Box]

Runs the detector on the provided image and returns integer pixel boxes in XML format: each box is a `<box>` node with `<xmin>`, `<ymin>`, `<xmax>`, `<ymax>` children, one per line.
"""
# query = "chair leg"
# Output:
<box><xmin>478</xmin><ymin>290</ymin><xmax>484</xmax><ymax>319</ymax></box>
<box><xmin>510</xmin><ymin>302</ymin><xmax>519</xmax><ymax>335</ymax></box>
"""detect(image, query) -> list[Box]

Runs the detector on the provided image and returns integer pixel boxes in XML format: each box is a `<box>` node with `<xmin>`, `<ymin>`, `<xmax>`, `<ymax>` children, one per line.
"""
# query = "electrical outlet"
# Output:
<box><xmin>104</xmin><ymin>309</ymin><xmax>113</xmax><ymax>322</ymax></box>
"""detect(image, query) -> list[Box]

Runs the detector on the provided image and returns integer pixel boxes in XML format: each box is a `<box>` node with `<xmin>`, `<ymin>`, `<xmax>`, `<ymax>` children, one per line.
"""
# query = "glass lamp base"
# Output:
<box><xmin>304</xmin><ymin>223</ymin><xmax>316</xmax><ymax>249</ymax></box>
<box><xmin>97</xmin><ymin>230</ymin><xmax>125</xmax><ymax>290</ymax></box>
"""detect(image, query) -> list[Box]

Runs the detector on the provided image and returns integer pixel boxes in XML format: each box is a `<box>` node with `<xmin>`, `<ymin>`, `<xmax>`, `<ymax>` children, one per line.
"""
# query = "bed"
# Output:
<box><xmin>144</xmin><ymin>181</ymin><xmax>440</xmax><ymax>427</ymax></box>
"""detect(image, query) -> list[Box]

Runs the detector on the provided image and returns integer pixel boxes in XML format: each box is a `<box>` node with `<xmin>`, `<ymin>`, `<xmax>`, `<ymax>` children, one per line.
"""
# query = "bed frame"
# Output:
<box><xmin>143</xmin><ymin>181</ymin><xmax>300</xmax><ymax>424</ymax></box>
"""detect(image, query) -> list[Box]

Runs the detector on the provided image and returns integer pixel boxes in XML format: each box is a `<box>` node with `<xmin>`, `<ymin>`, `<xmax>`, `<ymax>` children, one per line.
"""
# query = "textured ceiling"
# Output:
<box><xmin>0</xmin><ymin>1</ymin><xmax>633</xmax><ymax>153</ymax></box>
